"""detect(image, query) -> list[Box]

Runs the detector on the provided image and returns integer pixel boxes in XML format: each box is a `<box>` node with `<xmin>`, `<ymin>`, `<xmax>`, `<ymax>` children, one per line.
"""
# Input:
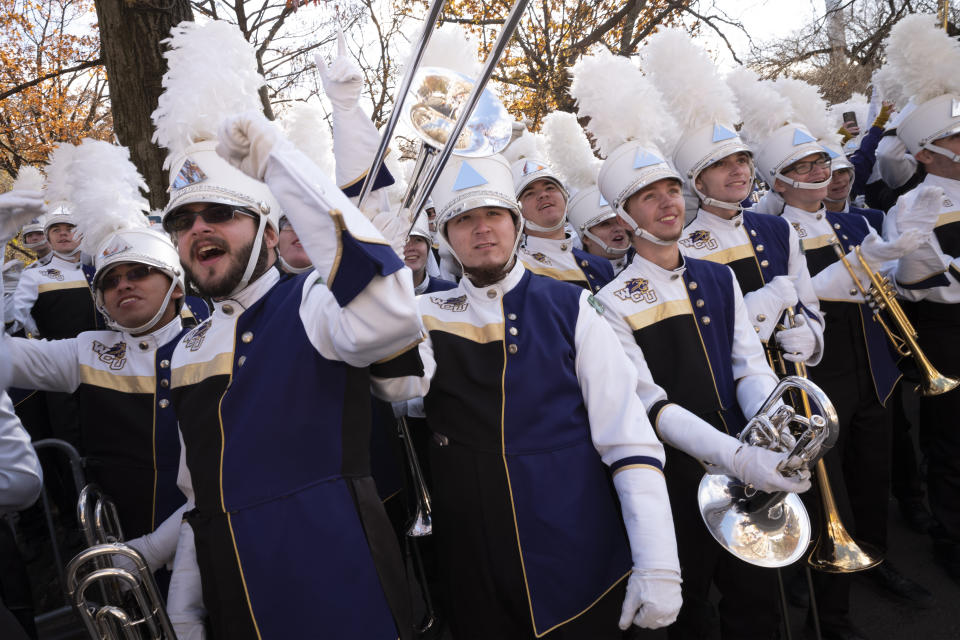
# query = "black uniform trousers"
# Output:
<box><xmin>664</xmin><ymin>414</ymin><xmax>780</xmax><ymax>640</ymax></box>
<box><xmin>428</xmin><ymin>437</ymin><xmax>629</xmax><ymax>640</ymax></box>
<box><xmin>805</xmin><ymin>316</ymin><xmax>892</xmax><ymax>629</ymax></box>
<box><xmin>913</xmin><ymin>301</ymin><xmax>960</xmax><ymax>549</ymax></box>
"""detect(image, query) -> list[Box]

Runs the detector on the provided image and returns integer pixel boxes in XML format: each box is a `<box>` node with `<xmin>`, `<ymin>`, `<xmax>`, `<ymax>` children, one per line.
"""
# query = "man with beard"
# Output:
<box><xmin>376</xmin><ymin>153</ymin><xmax>682</xmax><ymax>639</ymax></box>
<box><xmin>160</xmin><ymin>107</ymin><xmax>420</xmax><ymax>639</ymax></box>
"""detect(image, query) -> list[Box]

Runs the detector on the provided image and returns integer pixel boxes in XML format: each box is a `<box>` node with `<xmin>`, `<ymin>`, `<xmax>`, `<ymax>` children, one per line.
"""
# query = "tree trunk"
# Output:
<box><xmin>93</xmin><ymin>0</ymin><xmax>194</xmax><ymax>211</ymax></box>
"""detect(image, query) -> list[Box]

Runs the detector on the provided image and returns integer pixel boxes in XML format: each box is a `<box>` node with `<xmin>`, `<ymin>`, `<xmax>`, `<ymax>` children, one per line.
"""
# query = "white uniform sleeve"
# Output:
<box><xmin>788</xmin><ymin>225</ymin><xmax>825</xmax><ymax>365</ymax></box>
<box><xmin>9</xmin><ymin>270</ymin><xmax>39</xmax><ymax>336</ymax></box>
<box><xmin>877</xmin><ymin>135</ymin><xmax>917</xmax><ymax>190</ymax></box>
<box><xmin>729</xmin><ymin>270</ymin><xmax>780</xmax><ymax>419</ymax></box>
<box><xmin>0</xmin><ymin>391</ymin><xmax>42</xmax><ymax>513</ymax></box>
<box><xmin>3</xmin><ymin>335</ymin><xmax>81</xmax><ymax>392</ymax></box>
<box><xmin>370</xmin><ymin>332</ymin><xmax>435</xmax><ymax>403</ymax></box>
<box><xmin>884</xmin><ymin>194</ymin><xmax>960</xmax><ymax>303</ymax></box>
<box><xmin>573</xmin><ymin>292</ymin><xmax>665</xmax><ymax>469</ymax></box>
<box><xmin>260</xmin><ymin>147</ymin><xmax>421</xmax><ymax>367</ymax></box>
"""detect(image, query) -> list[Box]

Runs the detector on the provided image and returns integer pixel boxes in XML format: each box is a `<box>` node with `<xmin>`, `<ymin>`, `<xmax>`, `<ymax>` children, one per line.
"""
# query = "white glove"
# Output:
<box><xmin>731</xmin><ymin>445</ymin><xmax>812</xmax><ymax>494</ymax></box>
<box><xmin>742</xmin><ymin>275</ymin><xmax>798</xmax><ymax>341</ymax></box>
<box><xmin>655</xmin><ymin>403</ymin><xmax>741</xmax><ymax>476</ymax></box>
<box><xmin>613</xmin><ymin>468</ymin><xmax>682</xmax><ymax>630</ymax></box>
<box><xmin>122</xmin><ymin>503</ymin><xmax>188</xmax><ymax>572</ymax></box>
<box><xmin>620</xmin><ymin>569</ymin><xmax>683</xmax><ymax>630</ymax></box>
<box><xmin>859</xmin><ymin>229</ymin><xmax>926</xmax><ymax>270</ymax></box>
<box><xmin>896</xmin><ymin>186</ymin><xmax>943</xmax><ymax>235</ymax></box>
<box><xmin>167</xmin><ymin>520</ymin><xmax>207</xmax><ymax>640</ymax></box>
<box><xmin>216</xmin><ymin>111</ymin><xmax>289</xmax><ymax>182</ymax></box>
<box><xmin>314</xmin><ymin>31</ymin><xmax>363</xmax><ymax>112</ymax></box>
<box><xmin>775</xmin><ymin>314</ymin><xmax>818</xmax><ymax>363</ymax></box>
<box><xmin>0</xmin><ymin>190</ymin><xmax>46</xmax><ymax>243</ymax></box>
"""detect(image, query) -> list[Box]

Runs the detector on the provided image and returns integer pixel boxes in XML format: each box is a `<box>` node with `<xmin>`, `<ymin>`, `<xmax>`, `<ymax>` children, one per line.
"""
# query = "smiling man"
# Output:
<box><xmin>567</xmin><ymin>186</ymin><xmax>633</xmax><ymax>274</ymax></box>
<box><xmin>376</xmin><ymin>153</ymin><xmax>682</xmax><ymax>639</ymax></box>
<box><xmin>510</xmin><ymin>158</ymin><xmax>614</xmax><ymax>291</ymax></box>
<box><xmin>403</xmin><ymin>215</ymin><xmax>455</xmax><ymax>294</ymax></box>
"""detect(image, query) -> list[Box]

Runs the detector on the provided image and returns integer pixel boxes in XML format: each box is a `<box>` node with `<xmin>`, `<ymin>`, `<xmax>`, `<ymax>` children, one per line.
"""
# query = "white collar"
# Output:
<box><xmin>523</xmin><ymin>233</ymin><xmax>574</xmax><ymax>254</ymax></box>
<box><xmin>625</xmin><ymin>251</ymin><xmax>687</xmax><ymax>283</ymax></box>
<box><xmin>460</xmin><ymin>259</ymin><xmax>526</xmax><ymax>303</ymax></box>
<box><xmin>414</xmin><ymin>274</ymin><xmax>431</xmax><ymax>295</ymax></box>
<box><xmin>212</xmin><ymin>266</ymin><xmax>281</xmax><ymax>315</ymax></box>
<box><xmin>923</xmin><ymin>173</ymin><xmax>960</xmax><ymax>197</ymax></box>
<box><xmin>782</xmin><ymin>203</ymin><xmax>828</xmax><ymax>221</ymax></box>
<box><xmin>118</xmin><ymin>316</ymin><xmax>185</xmax><ymax>349</ymax></box>
<box><xmin>48</xmin><ymin>254</ymin><xmax>81</xmax><ymax>269</ymax></box>
<box><xmin>695</xmin><ymin>207</ymin><xmax>746</xmax><ymax>230</ymax></box>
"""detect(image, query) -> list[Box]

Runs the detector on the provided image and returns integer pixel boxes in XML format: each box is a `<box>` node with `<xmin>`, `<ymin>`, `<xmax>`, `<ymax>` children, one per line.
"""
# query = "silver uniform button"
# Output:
<box><xmin>160</xmin><ymin>379</ymin><xmax>170</xmax><ymax>388</ymax></box>
<box><xmin>507</xmin><ymin>313</ymin><xmax>517</xmax><ymax>321</ymax></box>
<box><xmin>750</xmin><ymin>229</ymin><xmax>757</xmax><ymax>237</ymax></box>
<box><xmin>508</xmin><ymin>344</ymin><xmax>518</xmax><ymax>354</ymax></box>
<box><xmin>734</xmin><ymin>220</ymin><xmax>742</xmax><ymax>227</ymax></box>
<box><xmin>238</xmin><ymin>355</ymin><xmax>247</xmax><ymax>367</ymax></box>
<box><xmin>509</xmin><ymin>327</ymin><xmax>518</xmax><ymax>336</ymax></box>
<box><xmin>159</xmin><ymin>399</ymin><xmax>170</xmax><ymax>409</ymax></box>
<box><xmin>561</xmin><ymin>243</ymin><xmax>568</xmax><ymax>251</ymax></box>
<box><xmin>688</xmin><ymin>281</ymin><xmax>698</xmax><ymax>290</ymax></box>
<box><xmin>756</xmin><ymin>244</ymin><xmax>765</xmax><ymax>252</ymax></box>
<box><xmin>816</xmin><ymin>213</ymin><xmax>823</xmax><ymax>220</ymax></box>
<box><xmin>757</xmin><ymin>314</ymin><xmax>767</xmax><ymax>322</ymax></box>
<box><xmin>487</xmin><ymin>289</ymin><xmax>497</xmax><ymax>299</ymax></box>
<box><xmin>701</xmin><ymin>316</ymin><xmax>711</xmax><ymax>325</ymax></box>
<box><xmin>222</xmin><ymin>304</ymin><xmax>234</xmax><ymax>315</ymax></box>
<box><xmin>834</xmin><ymin>223</ymin><xmax>841</xmax><ymax>229</ymax></box>
<box><xmin>160</xmin><ymin>359</ymin><xmax>170</xmax><ymax>369</ymax></box>
<box><xmin>760</xmin><ymin>260</ymin><xmax>769</xmax><ymax>267</ymax></box>
<box><xmin>139</xmin><ymin>341</ymin><xmax>149</xmax><ymax>351</ymax></box>
<box><xmin>241</xmin><ymin>331</ymin><xmax>253</xmax><ymax>343</ymax></box>
<box><xmin>696</xmin><ymin>299</ymin><xmax>705</xmax><ymax>308</ymax></box>
<box><xmin>842</xmin><ymin>235</ymin><xmax>848</xmax><ymax>240</ymax></box>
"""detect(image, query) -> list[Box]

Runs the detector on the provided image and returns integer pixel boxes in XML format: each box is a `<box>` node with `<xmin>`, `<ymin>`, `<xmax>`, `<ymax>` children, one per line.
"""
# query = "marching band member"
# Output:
<box><xmin>643</xmin><ymin>29</ymin><xmax>825</xmax><ymax>374</ymax></box>
<box><xmin>542</xmin><ymin>111</ymin><xmax>633</xmax><ymax>274</ymax></box>
<box><xmin>506</xmin><ymin>130</ymin><xmax>615</xmax><ymax>291</ymax></box>
<box><xmin>404</xmin><ymin>214</ymin><xmax>455</xmax><ymax>294</ymax></box>
<box><xmin>734</xmin><ymin>70</ymin><xmax>929</xmax><ymax>638</ymax></box>
<box><xmin>153</xmin><ymin>20</ymin><xmax>419</xmax><ymax>639</ymax></box>
<box><xmin>822</xmin><ymin>141</ymin><xmax>886</xmax><ymax>233</ymax></box>
<box><xmin>572</xmin><ymin>48</ymin><xmax>809</xmax><ymax>640</ymax></box>
<box><xmin>376</xmin><ymin>151</ymin><xmax>681</xmax><ymax>639</ymax></box>
<box><xmin>881</xmin><ymin>14</ymin><xmax>960</xmax><ymax>587</ymax></box>
<box><xmin>1</xmin><ymin>140</ymin><xmax>195</xmax><ymax>540</ymax></box>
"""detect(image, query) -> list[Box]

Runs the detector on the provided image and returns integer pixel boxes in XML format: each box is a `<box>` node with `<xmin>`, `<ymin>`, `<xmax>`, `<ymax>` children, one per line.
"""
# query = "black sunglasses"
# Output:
<box><xmin>163</xmin><ymin>204</ymin><xmax>254</xmax><ymax>234</ymax></box>
<box><xmin>98</xmin><ymin>265</ymin><xmax>160</xmax><ymax>292</ymax></box>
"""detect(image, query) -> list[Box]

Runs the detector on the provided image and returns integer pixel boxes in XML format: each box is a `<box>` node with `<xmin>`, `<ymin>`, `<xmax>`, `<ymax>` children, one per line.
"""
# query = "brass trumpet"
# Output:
<box><xmin>831</xmin><ymin>239</ymin><xmax>959</xmax><ymax>397</ymax></box>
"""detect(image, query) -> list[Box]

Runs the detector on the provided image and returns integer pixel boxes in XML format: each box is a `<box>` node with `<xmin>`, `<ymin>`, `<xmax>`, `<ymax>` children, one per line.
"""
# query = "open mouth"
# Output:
<box><xmin>118</xmin><ymin>296</ymin><xmax>140</xmax><ymax>307</ymax></box>
<box><xmin>195</xmin><ymin>243</ymin><xmax>227</xmax><ymax>264</ymax></box>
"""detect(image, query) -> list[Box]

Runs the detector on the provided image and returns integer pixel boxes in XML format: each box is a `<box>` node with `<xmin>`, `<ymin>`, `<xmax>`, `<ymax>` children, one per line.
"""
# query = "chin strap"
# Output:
<box><xmin>583</xmin><ymin>228</ymin><xmax>629</xmax><ymax>256</ymax></box>
<box><xmin>773</xmin><ymin>171</ymin><xmax>832</xmax><ymax>190</ymax></box>
<box><xmin>922</xmin><ymin>142</ymin><xmax>960</xmax><ymax>163</ymax></box>
<box><xmin>523</xmin><ymin>213</ymin><xmax>567</xmax><ymax>234</ymax></box>
<box><xmin>22</xmin><ymin>239</ymin><xmax>47</xmax><ymax>250</ymax></box>
<box><xmin>615</xmin><ymin>210</ymin><xmax>674</xmax><ymax>247</ymax></box>
<box><xmin>445</xmin><ymin>218</ymin><xmax>526</xmax><ymax>282</ymax></box>
<box><xmin>278</xmin><ymin>255</ymin><xmax>312</xmax><ymax>274</ymax></box>
<box><xmin>52</xmin><ymin>247</ymin><xmax>81</xmax><ymax>260</ymax></box>
<box><xmin>694</xmin><ymin>184</ymin><xmax>744</xmax><ymax>212</ymax></box>
<box><xmin>229</xmin><ymin>215</ymin><xmax>268</xmax><ymax>297</ymax></box>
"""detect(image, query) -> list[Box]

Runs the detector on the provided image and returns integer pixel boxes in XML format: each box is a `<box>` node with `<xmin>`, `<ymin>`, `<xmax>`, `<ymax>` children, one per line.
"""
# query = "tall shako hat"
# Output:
<box><xmin>152</xmin><ymin>20</ymin><xmax>281</xmax><ymax>297</ymax></box>
<box><xmin>884</xmin><ymin>14</ymin><xmax>960</xmax><ymax>161</ymax></box>
<box><xmin>430</xmin><ymin>154</ymin><xmax>523</xmax><ymax>273</ymax></box>
<box><xmin>728</xmin><ymin>68</ymin><xmax>830</xmax><ymax>192</ymax></box>
<box><xmin>570</xmin><ymin>48</ymin><xmax>681</xmax><ymax>247</ymax></box>
<box><xmin>503</xmin><ymin>127</ymin><xmax>568</xmax><ymax>233</ymax></box>
<box><xmin>643</xmin><ymin>28</ymin><xmax>751</xmax><ymax>212</ymax></box>
<box><xmin>53</xmin><ymin>139</ymin><xmax>184</xmax><ymax>334</ymax></box>
<box><xmin>13</xmin><ymin>167</ymin><xmax>47</xmax><ymax>249</ymax></box>
<box><xmin>42</xmin><ymin>144</ymin><xmax>81</xmax><ymax>257</ymax></box>
<box><xmin>541</xmin><ymin>111</ymin><xmax>623</xmax><ymax>254</ymax></box>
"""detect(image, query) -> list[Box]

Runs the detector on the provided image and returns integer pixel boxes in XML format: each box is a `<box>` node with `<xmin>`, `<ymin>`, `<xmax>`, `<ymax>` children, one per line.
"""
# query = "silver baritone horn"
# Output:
<box><xmin>697</xmin><ymin>376</ymin><xmax>839</xmax><ymax>568</ymax></box>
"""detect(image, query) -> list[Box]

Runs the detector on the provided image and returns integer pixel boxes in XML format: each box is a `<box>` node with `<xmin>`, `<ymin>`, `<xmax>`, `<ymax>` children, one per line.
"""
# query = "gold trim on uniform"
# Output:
<box><xmin>170</xmin><ymin>352</ymin><xmax>234</xmax><ymax>388</ymax></box>
<box><xmin>422</xmin><ymin>316</ymin><xmax>504</xmax><ymax>344</ymax></box>
<box><xmin>373</xmin><ymin>336</ymin><xmax>425</xmax><ymax>364</ymax></box>
<box><xmin>624</xmin><ymin>299</ymin><xmax>692</xmax><ymax>332</ymax></box>
<box><xmin>521</xmin><ymin>262</ymin><xmax>588</xmax><ymax>284</ymax></box>
<box><xmin>37</xmin><ymin>280</ymin><xmax>90</xmax><ymax>294</ymax></box>
<box><xmin>78</xmin><ymin>365</ymin><xmax>156</xmax><ymax>394</ymax></box>
<box><xmin>936</xmin><ymin>210</ymin><xmax>960</xmax><ymax>228</ymax></box>
<box><xmin>612</xmin><ymin>463</ymin><xmax>665</xmax><ymax>477</ymax></box>
<box><xmin>800</xmin><ymin>234</ymin><xmax>835</xmax><ymax>252</ymax></box>
<box><xmin>697</xmin><ymin>243</ymin><xmax>754</xmax><ymax>265</ymax></box>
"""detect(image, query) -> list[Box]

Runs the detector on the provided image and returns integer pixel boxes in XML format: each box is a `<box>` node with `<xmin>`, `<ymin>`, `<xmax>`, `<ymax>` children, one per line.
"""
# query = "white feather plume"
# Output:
<box><xmin>871</xmin><ymin>64</ymin><xmax>907</xmax><ymax>109</ymax></box>
<box><xmin>642</xmin><ymin>28</ymin><xmax>739</xmax><ymax>135</ymax></box>
<box><xmin>726</xmin><ymin>67</ymin><xmax>793</xmax><ymax>147</ymax></box>
<box><xmin>421</xmin><ymin>25</ymin><xmax>481</xmax><ymax>77</ymax></box>
<box><xmin>501</xmin><ymin>128</ymin><xmax>546</xmax><ymax>164</ymax></box>
<box><xmin>152</xmin><ymin>20</ymin><xmax>265</xmax><ymax>164</ymax></box>
<box><xmin>63</xmin><ymin>140</ymin><xmax>150</xmax><ymax>255</ymax></box>
<box><xmin>541</xmin><ymin>111</ymin><xmax>600</xmax><ymax>191</ymax></box>
<box><xmin>884</xmin><ymin>13</ymin><xmax>960</xmax><ymax>104</ymax></box>
<box><xmin>282</xmin><ymin>102</ymin><xmax>335</xmax><ymax>178</ymax></box>
<box><xmin>12</xmin><ymin>166</ymin><xmax>44</xmax><ymax>192</ymax></box>
<box><xmin>773</xmin><ymin>77</ymin><xmax>833</xmax><ymax>140</ymax></box>
<box><xmin>44</xmin><ymin>143</ymin><xmax>77</xmax><ymax>208</ymax></box>
<box><xmin>569</xmin><ymin>48</ymin><xmax>677</xmax><ymax>157</ymax></box>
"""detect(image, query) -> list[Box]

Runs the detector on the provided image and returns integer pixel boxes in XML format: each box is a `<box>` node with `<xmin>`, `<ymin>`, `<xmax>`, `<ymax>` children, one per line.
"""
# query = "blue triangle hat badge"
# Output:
<box><xmin>597</xmin><ymin>191</ymin><xmax>609</xmax><ymax>207</ymax></box>
<box><xmin>633</xmin><ymin>148</ymin><xmax>663</xmax><ymax>169</ymax></box>
<box><xmin>171</xmin><ymin>158</ymin><xmax>208</xmax><ymax>190</ymax></box>
<box><xmin>823</xmin><ymin>145</ymin><xmax>840</xmax><ymax>159</ymax></box>
<box><xmin>523</xmin><ymin>160</ymin><xmax>546</xmax><ymax>175</ymax></box>
<box><xmin>452</xmin><ymin>161</ymin><xmax>489</xmax><ymax>191</ymax></box>
<box><xmin>791</xmin><ymin>128</ymin><xmax>817</xmax><ymax>146</ymax></box>
<box><xmin>712</xmin><ymin>124</ymin><xmax>737</xmax><ymax>142</ymax></box>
